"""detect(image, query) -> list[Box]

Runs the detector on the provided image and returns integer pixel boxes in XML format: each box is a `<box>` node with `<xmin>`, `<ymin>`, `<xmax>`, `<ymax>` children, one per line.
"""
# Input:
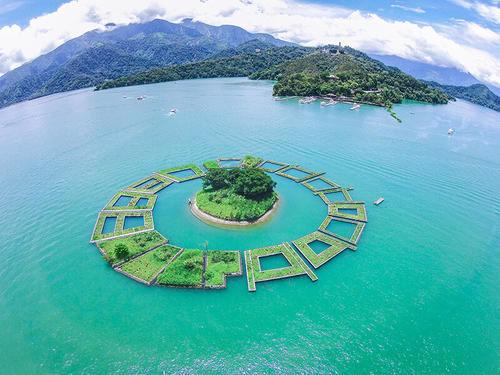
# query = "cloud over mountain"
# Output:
<box><xmin>0</xmin><ymin>0</ymin><xmax>499</xmax><ymax>85</ymax></box>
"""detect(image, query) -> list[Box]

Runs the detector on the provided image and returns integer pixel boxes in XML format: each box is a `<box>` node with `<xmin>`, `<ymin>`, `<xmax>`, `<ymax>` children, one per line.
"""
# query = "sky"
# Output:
<box><xmin>0</xmin><ymin>0</ymin><xmax>499</xmax><ymax>85</ymax></box>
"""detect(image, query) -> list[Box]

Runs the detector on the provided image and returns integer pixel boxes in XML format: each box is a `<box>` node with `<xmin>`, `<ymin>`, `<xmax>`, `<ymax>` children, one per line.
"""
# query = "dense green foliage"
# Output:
<box><xmin>121</xmin><ymin>245</ymin><xmax>180</xmax><ymax>282</ymax></box>
<box><xmin>202</xmin><ymin>168</ymin><xmax>275</xmax><ymax>200</ymax></box>
<box><xmin>241</xmin><ymin>155</ymin><xmax>263</xmax><ymax>168</ymax></box>
<box><xmin>205</xmin><ymin>251</ymin><xmax>241</xmax><ymax>287</ymax></box>
<box><xmin>196</xmin><ymin>188</ymin><xmax>277</xmax><ymax>221</ymax></box>
<box><xmin>198</xmin><ymin>166</ymin><xmax>277</xmax><ymax>221</ymax></box>
<box><xmin>0</xmin><ymin>19</ymin><xmax>291</xmax><ymax>109</ymax></box>
<box><xmin>98</xmin><ymin>231</ymin><xmax>166</xmax><ymax>264</ymax></box>
<box><xmin>156</xmin><ymin>250</ymin><xmax>204</xmax><ymax>287</ymax></box>
<box><xmin>263</xmin><ymin>51</ymin><xmax>450</xmax><ymax>106</ymax></box>
<box><xmin>424</xmin><ymin>82</ymin><xmax>499</xmax><ymax>112</ymax></box>
<box><xmin>114</xmin><ymin>243</ymin><xmax>129</xmax><ymax>260</ymax></box>
<box><xmin>96</xmin><ymin>47</ymin><xmax>310</xmax><ymax>90</ymax></box>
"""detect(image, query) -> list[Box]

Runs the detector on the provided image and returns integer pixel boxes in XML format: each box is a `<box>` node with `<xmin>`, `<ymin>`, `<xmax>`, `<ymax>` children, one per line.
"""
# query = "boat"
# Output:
<box><xmin>350</xmin><ymin>103</ymin><xmax>361</xmax><ymax>110</ymax></box>
<box><xmin>299</xmin><ymin>96</ymin><xmax>316</xmax><ymax>104</ymax></box>
<box><xmin>447</xmin><ymin>128</ymin><xmax>455</xmax><ymax>135</ymax></box>
<box><xmin>170</xmin><ymin>108</ymin><xmax>177</xmax><ymax>113</ymax></box>
<box><xmin>136</xmin><ymin>95</ymin><xmax>145</xmax><ymax>100</ymax></box>
<box><xmin>320</xmin><ymin>99</ymin><xmax>337</xmax><ymax>106</ymax></box>
<box><xmin>374</xmin><ymin>197</ymin><xmax>384</xmax><ymax>205</ymax></box>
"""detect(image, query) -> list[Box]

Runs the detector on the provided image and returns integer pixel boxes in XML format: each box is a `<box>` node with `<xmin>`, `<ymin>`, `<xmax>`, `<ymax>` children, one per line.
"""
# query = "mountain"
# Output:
<box><xmin>0</xmin><ymin>19</ymin><xmax>293</xmax><ymax>109</ymax></box>
<box><xmin>97</xmin><ymin>45</ymin><xmax>449</xmax><ymax>109</ymax></box>
<box><xmin>370</xmin><ymin>54</ymin><xmax>500</xmax><ymax>96</ymax></box>
<box><xmin>424</xmin><ymin>82</ymin><xmax>500</xmax><ymax>111</ymax></box>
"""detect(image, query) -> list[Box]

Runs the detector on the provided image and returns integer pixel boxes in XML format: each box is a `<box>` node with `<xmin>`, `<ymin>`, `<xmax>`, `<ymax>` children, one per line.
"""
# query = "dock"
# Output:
<box><xmin>373</xmin><ymin>197</ymin><xmax>384</xmax><ymax>205</ymax></box>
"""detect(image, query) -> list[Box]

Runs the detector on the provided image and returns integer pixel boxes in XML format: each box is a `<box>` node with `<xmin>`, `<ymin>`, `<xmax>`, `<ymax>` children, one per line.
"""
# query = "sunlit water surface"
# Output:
<box><xmin>0</xmin><ymin>78</ymin><xmax>499</xmax><ymax>373</ymax></box>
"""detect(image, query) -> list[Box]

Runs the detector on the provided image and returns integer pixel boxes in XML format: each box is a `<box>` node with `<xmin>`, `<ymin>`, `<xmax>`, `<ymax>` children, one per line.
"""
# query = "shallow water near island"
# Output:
<box><xmin>0</xmin><ymin>78</ymin><xmax>499</xmax><ymax>373</ymax></box>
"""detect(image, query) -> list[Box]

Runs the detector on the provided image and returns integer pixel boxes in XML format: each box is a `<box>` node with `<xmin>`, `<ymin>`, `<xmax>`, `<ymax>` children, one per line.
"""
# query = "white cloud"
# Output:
<box><xmin>390</xmin><ymin>4</ymin><xmax>426</xmax><ymax>14</ymax></box>
<box><xmin>450</xmin><ymin>0</ymin><xmax>500</xmax><ymax>24</ymax></box>
<box><xmin>0</xmin><ymin>0</ymin><xmax>499</xmax><ymax>86</ymax></box>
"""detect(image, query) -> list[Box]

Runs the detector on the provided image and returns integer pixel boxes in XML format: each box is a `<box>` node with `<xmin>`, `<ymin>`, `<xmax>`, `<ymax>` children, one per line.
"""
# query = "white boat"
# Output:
<box><xmin>170</xmin><ymin>108</ymin><xmax>177</xmax><ymax>113</ymax></box>
<box><xmin>350</xmin><ymin>103</ymin><xmax>361</xmax><ymax>110</ymax></box>
<box><xmin>447</xmin><ymin>128</ymin><xmax>455</xmax><ymax>135</ymax></box>
<box><xmin>320</xmin><ymin>99</ymin><xmax>337</xmax><ymax>106</ymax></box>
<box><xmin>299</xmin><ymin>96</ymin><xmax>316</xmax><ymax>104</ymax></box>
<box><xmin>137</xmin><ymin>95</ymin><xmax>145</xmax><ymax>100</ymax></box>
<box><xmin>374</xmin><ymin>197</ymin><xmax>384</xmax><ymax>205</ymax></box>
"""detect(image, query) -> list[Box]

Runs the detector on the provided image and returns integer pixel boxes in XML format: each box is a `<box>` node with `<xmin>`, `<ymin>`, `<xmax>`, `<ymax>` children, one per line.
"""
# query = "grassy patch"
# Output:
<box><xmin>91</xmin><ymin>210</ymin><xmax>154</xmax><ymax>242</ymax></box>
<box><xmin>157</xmin><ymin>164</ymin><xmax>204</xmax><ymax>182</ymax></box>
<box><xmin>120</xmin><ymin>245</ymin><xmax>182</xmax><ymax>283</ymax></box>
<box><xmin>241</xmin><ymin>155</ymin><xmax>263</xmax><ymax>168</ymax></box>
<box><xmin>203</xmin><ymin>160</ymin><xmax>220</xmax><ymax>170</ymax></box>
<box><xmin>205</xmin><ymin>251</ymin><xmax>242</xmax><ymax>288</ymax></box>
<box><xmin>292</xmin><ymin>231</ymin><xmax>354</xmax><ymax>268</ymax></box>
<box><xmin>97</xmin><ymin>230</ymin><xmax>167</xmax><ymax>264</ymax></box>
<box><xmin>156</xmin><ymin>249</ymin><xmax>204</xmax><ymax>287</ymax></box>
<box><xmin>196</xmin><ymin>188</ymin><xmax>277</xmax><ymax>221</ymax></box>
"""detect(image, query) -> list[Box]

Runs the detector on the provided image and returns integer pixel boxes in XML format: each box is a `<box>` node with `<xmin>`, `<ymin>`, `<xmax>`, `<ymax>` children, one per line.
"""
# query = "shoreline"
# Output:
<box><xmin>190</xmin><ymin>196</ymin><xmax>280</xmax><ymax>227</ymax></box>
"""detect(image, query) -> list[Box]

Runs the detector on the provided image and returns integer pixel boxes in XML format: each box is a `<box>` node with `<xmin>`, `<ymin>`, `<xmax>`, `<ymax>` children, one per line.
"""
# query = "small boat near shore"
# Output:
<box><xmin>320</xmin><ymin>99</ymin><xmax>337</xmax><ymax>106</ymax></box>
<box><xmin>299</xmin><ymin>96</ymin><xmax>316</xmax><ymax>104</ymax></box>
<box><xmin>350</xmin><ymin>103</ymin><xmax>361</xmax><ymax>110</ymax></box>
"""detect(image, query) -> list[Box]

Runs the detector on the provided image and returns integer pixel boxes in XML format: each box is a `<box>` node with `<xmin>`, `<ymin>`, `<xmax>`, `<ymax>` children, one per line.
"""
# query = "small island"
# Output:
<box><xmin>192</xmin><ymin>166</ymin><xmax>278</xmax><ymax>225</ymax></box>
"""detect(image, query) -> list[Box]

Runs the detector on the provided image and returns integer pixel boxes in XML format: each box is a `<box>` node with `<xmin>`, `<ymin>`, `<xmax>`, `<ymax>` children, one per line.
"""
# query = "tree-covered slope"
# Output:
<box><xmin>98</xmin><ymin>45</ymin><xmax>449</xmax><ymax>108</ymax></box>
<box><xmin>96</xmin><ymin>46</ymin><xmax>311</xmax><ymax>90</ymax></box>
<box><xmin>424</xmin><ymin>82</ymin><xmax>500</xmax><ymax>111</ymax></box>
<box><xmin>252</xmin><ymin>48</ymin><xmax>449</xmax><ymax>106</ymax></box>
<box><xmin>0</xmin><ymin>19</ymin><xmax>292</xmax><ymax>109</ymax></box>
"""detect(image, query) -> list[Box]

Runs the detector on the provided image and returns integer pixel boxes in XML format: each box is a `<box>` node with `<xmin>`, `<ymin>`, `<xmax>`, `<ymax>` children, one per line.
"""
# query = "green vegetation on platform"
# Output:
<box><xmin>120</xmin><ymin>244</ymin><xmax>182</xmax><ymax>283</ymax></box>
<box><xmin>319</xmin><ymin>216</ymin><xmax>366</xmax><ymax>245</ymax></box>
<box><xmin>276</xmin><ymin>165</ymin><xmax>323</xmax><ymax>182</ymax></box>
<box><xmin>203</xmin><ymin>160</ymin><xmax>220</xmax><ymax>170</ymax></box>
<box><xmin>241</xmin><ymin>155</ymin><xmax>263</xmax><ymax>168</ymax></box>
<box><xmin>104</xmin><ymin>191</ymin><xmax>157</xmax><ymax>210</ymax></box>
<box><xmin>328</xmin><ymin>201</ymin><xmax>367</xmax><ymax>222</ymax></box>
<box><xmin>301</xmin><ymin>176</ymin><xmax>340</xmax><ymax>192</ymax></box>
<box><xmin>156</xmin><ymin>249</ymin><xmax>204</xmax><ymax>287</ymax></box>
<box><xmin>316</xmin><ymin>188</ymin><xmax>353</xmax><ymax>204</ymax></box>
<box><xmin>91</xmin><ymin>210</ymin><xmax>154</xmax><ymax>242</ymax></box>
<box><xmin>125</xmin><ymin>174</ymin><xmax>174</xmax><ymax>194</ymax></box>
<box><xmin>197</xmin><ymin>167</ymin><xmax>277</xmax><ymax>221</ymax></box>
<box><xmin>205</xmin><ymin>251</ymin><xmax>242</xmax><ymax>288</ymax></box>
<box><xmin>157</xmin><ymin>164</ymin><xmax>204</xmax><ymax>182</ymax></box>
<box><xmin>292</xmin><ymin>231</ymin><xmax>353</xmax><ymax>268</ymax></box>
<box><xmin>245</xmin><ymin>243</ymin><xmax>317</xmax><ymax>290</ymax></box>
<box><xmin>97</xmin><ymin>230</ymin><xmax>167</xmax><ymax>264</ymax></box>
<box><xmin>258</xmin><ymin>160</ymin><xmax>289</xmax><ymax>173</ymax></box>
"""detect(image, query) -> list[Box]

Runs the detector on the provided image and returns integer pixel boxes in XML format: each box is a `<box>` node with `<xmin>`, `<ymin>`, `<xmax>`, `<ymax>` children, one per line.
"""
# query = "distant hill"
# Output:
<box><xmin>370</xmin><ymin>54</ymin><xmax>500</xmax><ymax>96</ymax></box>
<box><xmin>97</xmin><ymin>45</ymin><xmax>450</xmax><ymax>108</ymax></box>
<box><xmin>424</xmin><ymin>82</ymin><xmax>500</xmax><ymax>111</ymax></box>
<box><xmin>0</xmin><ymin>18</ymin><xmax>293</xmax><ymax>109</ymax></box>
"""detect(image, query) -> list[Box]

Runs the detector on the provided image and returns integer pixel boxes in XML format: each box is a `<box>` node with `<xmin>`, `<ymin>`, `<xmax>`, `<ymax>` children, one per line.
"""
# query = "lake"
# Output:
<box><xmin>0</xmin><ymin>78</ymin><xmax>498</xmax><ymax>373</ymax></box>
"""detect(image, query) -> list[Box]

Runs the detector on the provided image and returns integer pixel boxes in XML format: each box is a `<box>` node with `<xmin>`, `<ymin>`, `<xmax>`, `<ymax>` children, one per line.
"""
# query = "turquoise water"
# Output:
<box><xmin>135</xmin><ymin>197</ymin><xmax>149</xmax><ymax>207</ymax></box>
<box><xmin>168</xmin><ymin>168</ymin><xmax>197</xmax><ymax>178</ymax></box>
<box><xmin>114</xmin><ymin>195</ymin><xmax>133</xmax><ymax>207</ymax></box>
<box><xmin>325</xmin><ymin>219</ymin><xmax>356</xmax><ymax>239</ymax></box>
<box><xmin>259</xmin><ymin>253</ymin><xmax>291</xmax><ymax>271</ymax></box>
<box><xmin>102</xmin><ymin>217</ymin><xmax>117</xmax><ymax>234</ymax></box>
<box><xmin>123</xmin><ymin>216</ymin><xmax>144</xmax><ymax>229</ymax></box>
<box><xmin>0</xmin><ymin>78</ymin><xmax>499</xmax><ymax>373</ymax></box>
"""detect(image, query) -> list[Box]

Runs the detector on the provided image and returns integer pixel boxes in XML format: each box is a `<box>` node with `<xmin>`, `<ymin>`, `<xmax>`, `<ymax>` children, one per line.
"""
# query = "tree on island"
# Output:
<box><xmin>202</xmin><ymin>167</ymin><xmax>275</xmax><ymax>200</ymax></box>
<box><xmin>114</xmin><ymin>243</ymin><xmax>129</xmax><ymax>260</ymax></box>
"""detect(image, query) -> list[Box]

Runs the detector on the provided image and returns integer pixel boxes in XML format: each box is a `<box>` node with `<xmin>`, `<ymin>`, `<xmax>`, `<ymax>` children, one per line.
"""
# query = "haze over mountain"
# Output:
<box><xmin>0</xmin><ymin>18</ymin><xmax>293</xmax><ymax>108</ymax></box>
<box><xmin>370</xmin><ymin>54</ymin><xmax>500</xmax><ymax>97</ymax></box>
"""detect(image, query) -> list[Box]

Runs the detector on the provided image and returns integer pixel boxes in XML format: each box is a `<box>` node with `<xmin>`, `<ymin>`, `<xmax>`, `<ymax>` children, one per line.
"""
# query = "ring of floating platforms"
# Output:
<box><xmin>90</xmin><ymin>156</ymin><xmax>368</xmax><ymax>292</ymax></box>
